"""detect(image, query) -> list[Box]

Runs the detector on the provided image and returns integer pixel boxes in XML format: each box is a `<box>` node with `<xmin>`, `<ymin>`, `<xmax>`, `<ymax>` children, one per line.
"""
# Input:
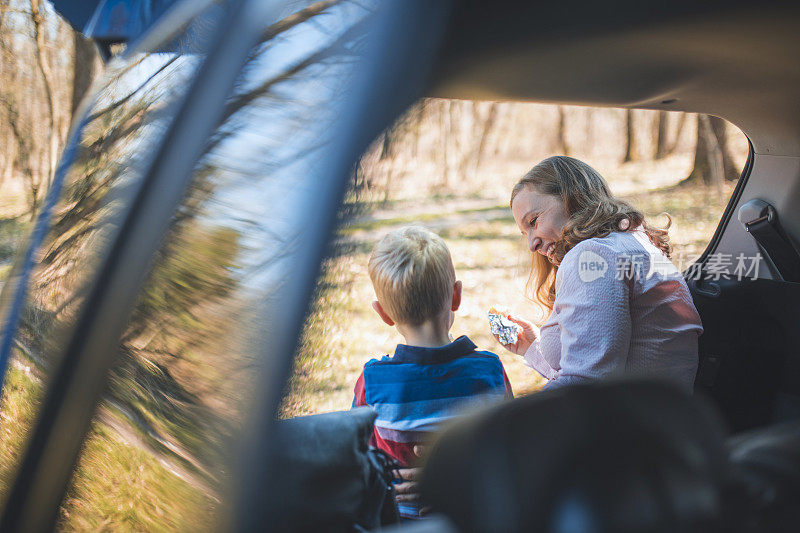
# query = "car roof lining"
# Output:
<box><xmin>427</xmin><ymin>1</ymin><xmax>800</xmax><ymax>157</ymax></box>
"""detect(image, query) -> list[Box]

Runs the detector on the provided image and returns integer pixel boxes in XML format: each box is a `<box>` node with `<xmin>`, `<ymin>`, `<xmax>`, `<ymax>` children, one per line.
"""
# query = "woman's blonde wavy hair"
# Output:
<box><xmin>510</xmin><ymin>156</ymin><xmax>671</xmax><ymax>315</ymax></box>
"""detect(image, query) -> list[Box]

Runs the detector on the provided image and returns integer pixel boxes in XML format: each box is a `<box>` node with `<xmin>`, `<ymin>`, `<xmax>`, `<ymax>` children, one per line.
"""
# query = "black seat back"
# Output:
<box><xmin>727</xmin><ymin>420</ymin><xmax>800</xmax><ymax>531</ymax></box>
<box><xmin>260</xmin><ymin>407</ymin><xmax>399</xmax><ymax>532</ymax></box>
<box><xmin>420</xmin><ymin>380</ymin><xmax>730</xmax><ymax>533</ymax></box>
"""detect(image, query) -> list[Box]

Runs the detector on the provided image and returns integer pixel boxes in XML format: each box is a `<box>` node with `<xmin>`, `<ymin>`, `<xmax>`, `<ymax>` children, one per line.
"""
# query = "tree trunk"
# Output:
<box><xmin>555</xmin><ymin>106</ymin><xmax>569</xmax><ymax>155</ymax></box>
<box><xmin>684</xmin><ymin>115</ymin><xmax>711</xmax><ymax>185</ymax></box>
<box><xmin>410</xmin><ymin>100</ymin><xmax>425</xmax><ymax>158</ymax></box>
<box><xmin>654</xmin><ymin>110</ymin><xmax>668</xmax><ymax>159</ymax></box>
<box><xmin>71</xmin><ymin>32</ymin><xmax>99</xmax><ymax>120</ymax></box>
<box><xmin>473</xmin><ymin>102</ymin><xmax>498</xmax><ymax>172</ymax></box>
<box><xmin>708</xmin><ymin>115</ymin><xmax>740</xmax><ymax>181</ymax></box>
<box><xmin>0</xmin><ymin>131</ymin><xmax>7</xmax><ymax>189</ymax></box>
<box><xmin>701</xmin><ymin>114</ymin><xmax>725</xmax><ymax>193</ymax></box>
<box><xmin>380</xmin><ymin>129</ymin><xmax>394</xmax><ymax>160</ymax></box>
<box><xmin>1</xmin><ymin>96</ymin><xmax>36</xmax><ymax>216</ymax></box>
<box><xmin>664</xmin><ymin>112</ymin><xmax>687</xmax><ymax>156</ymax></box>
<box><xmin>439</xmin><ymin>100</ymin><xmax>451</xmax><ymax>189</ymax></box>
<box><xmin>623</xmin><ymin>109</ymin><xmax>636</xmax><ymax>162</ymax></box>
<box><xmin>584</xmin><ymin>108</ymin><xmax>594</xmax><ymax>147</ymax></box>
<box><xmin>682</xmin><ymin>114</ymin><xmax>738</xmax><ymax>186</ymax></box>
<box><xmin>30</xmin><ymin>0</ymin><xmax>58</xmax><ymax>184</ymax></box>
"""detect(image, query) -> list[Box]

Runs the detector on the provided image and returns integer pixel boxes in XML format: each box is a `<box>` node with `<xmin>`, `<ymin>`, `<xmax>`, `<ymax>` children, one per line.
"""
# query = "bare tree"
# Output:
<box><xmin>654</xmin><ymin>110</ymin><xmax>668</xmax><ymax>159</ymax></box>
<box><xmin>665</xmin><ymin>112</ymin><xmax>688</xmax><ymax>156</ymax></box>
<box><xmin>683</xmin><ymin>114</ymin><xmax>739</xmax><ymax>186</ymax></box>
<box><xmin>409</xmin><ymin>100</ymin><xmax>425</xmax><ymax>158</ymax></box>
<box><xmin>1</xmin><ymin>95</ymin><xmax>37</xmax><ymax>215</ymax></box>
<box><xmin>555</xmin><ymin>106</ymin><xmax>569</xmax><ymax>155</ymax></box>
<box><xmin>71</xmin><ymin>33</ymin><xmax>99</xmax><ymax>120</ymax></box>
<box><xmin>473</xmin><ymin>101</ymin><xmax>498</xmax><ymax>173</ymax></box>
<box><xmin>0</xmin><ymin>0</ymin><xmax>75</xmax><ymax>216</ymax></box>
<box><xmin>584</xmin><ymin>107</ymin><xmax>594</xmax><ymax>149</ymax></box>
<box><xmin>438</xmin><ymin>99</ymin><xmax>451</xmax><ymax>189</ymax></box>
<box><xmin>30</xmin><ymin>0</ymin><xmax>57</xmax><ymax>183</ymax></box>
<box><xmin>623</xmin><ymin>109</ymin><xmax>636</xmax><ymax>162</ymax></box>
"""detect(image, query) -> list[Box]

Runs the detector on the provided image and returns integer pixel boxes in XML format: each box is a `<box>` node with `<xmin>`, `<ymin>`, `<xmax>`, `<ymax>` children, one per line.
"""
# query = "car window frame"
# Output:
<box><xmin>689</xmin><ymin>138</ymin><xmax>755</xmax><ymax>279</ymax></box>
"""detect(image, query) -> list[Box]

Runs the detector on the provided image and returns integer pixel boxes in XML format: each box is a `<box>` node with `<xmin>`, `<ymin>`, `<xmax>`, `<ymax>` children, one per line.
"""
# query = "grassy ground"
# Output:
<box><xmin>0</xmin><ymin>350</ymin><xmax>219</xmax><ymax>531</ymax></box>
<box><xmin>281</xmin><ymin>179</ymin><xmax>737</xmax><ymax>416</ymax></box>
<box><xmin>0</xmin><ymin>180</ymin><xmax>31</xmax><ymax>283</ymax></box>
<box><xmin>0</xmin><ymin>359</ymin><xmax>43</xmax><ymax>496</ymax></box>
<box><xmin>59</xmin><ymin>421</ymin><xmax>218</xmax><ymax>531</ymax></box>
<box><xmin>0</xmin><ymin>217</ymin><xmax>29</xmax><ymax>283</ymax></box>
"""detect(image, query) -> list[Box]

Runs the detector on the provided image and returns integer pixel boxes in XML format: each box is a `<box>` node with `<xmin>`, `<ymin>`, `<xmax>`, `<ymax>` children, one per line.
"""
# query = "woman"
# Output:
<box><xmin>394</xmin><ymin>156</ymin><xmax>705</xmax><ymax>507</ymax></box>
<box><xmin>496</xmin><ymin>155</ymin><xmax>703</xmax><ymax>390</ymax></box>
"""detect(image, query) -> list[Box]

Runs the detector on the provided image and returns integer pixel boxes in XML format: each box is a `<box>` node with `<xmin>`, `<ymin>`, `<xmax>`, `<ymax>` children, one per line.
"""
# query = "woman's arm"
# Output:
<box><xmin>545</xmin><ymin>240</ymin><xmax>632</xmax><ymax>389</ymax></box>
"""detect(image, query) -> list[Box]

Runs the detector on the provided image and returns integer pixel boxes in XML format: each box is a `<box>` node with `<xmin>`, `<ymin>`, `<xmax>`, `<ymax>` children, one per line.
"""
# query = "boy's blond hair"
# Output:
<box><xmin>368</xmin><ymin>226</ymin><xmax>456</xmax><ymax>325</ymax></box>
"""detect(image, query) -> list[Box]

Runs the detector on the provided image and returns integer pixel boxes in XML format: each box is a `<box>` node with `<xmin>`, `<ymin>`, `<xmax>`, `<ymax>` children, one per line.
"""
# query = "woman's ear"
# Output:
<box><xmin>451</xmin><ymin>280</ymin><xmax>462</xmax><ymax>311</ymax></box>
<box><xmin>372</xmin><ymin>300</ymin><xmax>395</xmax><ymax>326</ymax></box>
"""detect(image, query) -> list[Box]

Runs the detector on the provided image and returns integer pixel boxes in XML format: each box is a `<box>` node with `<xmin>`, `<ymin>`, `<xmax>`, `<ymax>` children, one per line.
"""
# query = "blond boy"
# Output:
<box><xmin>352</xmin><ymin>226</ymin><xmax>512</xmax><ymax>518</ymax></box>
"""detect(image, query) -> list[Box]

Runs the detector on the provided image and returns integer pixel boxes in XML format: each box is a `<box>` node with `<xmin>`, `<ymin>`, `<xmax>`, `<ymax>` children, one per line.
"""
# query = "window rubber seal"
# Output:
<box><xmin>686</xmin><ymin>136</ymin><xmax>755</xmax><ymax>274</ymax></box>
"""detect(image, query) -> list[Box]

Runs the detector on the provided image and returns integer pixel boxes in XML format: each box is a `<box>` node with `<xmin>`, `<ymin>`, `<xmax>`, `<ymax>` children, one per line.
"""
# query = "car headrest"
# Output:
<box><xmin>419</xmin><ymin>380</ymin><xmax>730</xmax><ymax>533</ymax></box>
<box><xmin>727</xmin><ymin>420</ymin><xmax>800</xmax><ymax>529</ymax></box>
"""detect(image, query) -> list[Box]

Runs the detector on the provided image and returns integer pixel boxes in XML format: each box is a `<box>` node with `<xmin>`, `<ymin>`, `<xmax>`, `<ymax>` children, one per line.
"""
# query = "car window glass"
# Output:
<box><xmin>53</xmin><ymin>1</ymin><xmax>376</xmax><ymax>529</ymax></box>
<box><xmin>0</xmin><ymin>3</ymin><xmax>220</xmax><ymax>513</ymax></box>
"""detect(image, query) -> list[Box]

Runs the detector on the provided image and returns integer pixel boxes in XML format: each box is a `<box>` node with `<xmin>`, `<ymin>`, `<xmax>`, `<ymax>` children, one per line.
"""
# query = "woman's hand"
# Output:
<box><xmin>493</xmin><ymin>314</ymin><xmax>538</xmax><ymax>356</ymax></box>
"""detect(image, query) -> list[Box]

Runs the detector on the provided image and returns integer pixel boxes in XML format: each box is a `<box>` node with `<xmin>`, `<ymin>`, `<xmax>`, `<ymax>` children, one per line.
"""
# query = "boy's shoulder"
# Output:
<box><xmin>454</xmin><ymin>337</ymin><xmax>503</xmax><ymax>363</ymax></box>
<box><xmin>363</xmin><ymin>354</ymin><xmax>392</xmax><ymax>368</ymax></box>
<box><xmin>463</xmin><ymin>349</ymin><xmax>506</xmax><ymax>376</ymax></box>
<box><xmin>471</xmin><ymin>349</ymin><xmax>503</xmax><ymax>362</ymax></box>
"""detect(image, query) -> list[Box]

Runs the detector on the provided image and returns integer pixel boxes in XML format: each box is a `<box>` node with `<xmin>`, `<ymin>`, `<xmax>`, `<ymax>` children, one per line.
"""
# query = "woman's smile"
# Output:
<box><xmin>510</xmin><ymin>187</ymin><xmax>570</xmax><ymax>257</ymax></box>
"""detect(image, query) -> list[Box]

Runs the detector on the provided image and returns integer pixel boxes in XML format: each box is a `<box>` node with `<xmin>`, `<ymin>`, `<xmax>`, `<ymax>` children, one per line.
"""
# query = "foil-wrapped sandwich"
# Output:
<box><xmin>488</xmin><ymin>307</ymin><xmax>522</xmax><ymax>345</ymax></box>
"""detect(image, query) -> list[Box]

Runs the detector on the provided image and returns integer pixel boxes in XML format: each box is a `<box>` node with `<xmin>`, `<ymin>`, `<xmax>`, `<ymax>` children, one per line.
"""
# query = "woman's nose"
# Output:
<box><xmin>528</xmin><ymin>234</ymin><xmax>540</xmax><ymax>253</ymax></box>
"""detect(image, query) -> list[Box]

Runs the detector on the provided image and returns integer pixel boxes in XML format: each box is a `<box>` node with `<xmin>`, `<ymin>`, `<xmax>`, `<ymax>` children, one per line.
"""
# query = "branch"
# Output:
<box><xmin>223</xmin><ymin>16</ymin><xmax>366</xmax><ymax>123</ymax></box>
<box><xmin>87</xmin><ymin>55</ymin><xmax>179</xmax><ymax>123</ymax></box>
<box><xmin>260</xmin><ymin>0</ymin><xmax>341</xmax><ymax>43</ymax></box>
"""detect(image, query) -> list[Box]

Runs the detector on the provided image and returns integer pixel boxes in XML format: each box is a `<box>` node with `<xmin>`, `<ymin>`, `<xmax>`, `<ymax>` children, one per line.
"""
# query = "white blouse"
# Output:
<box><xmin>523</xmin><ymin>228</ymin><xmax>703</xmax><ymax>392</ymax></box>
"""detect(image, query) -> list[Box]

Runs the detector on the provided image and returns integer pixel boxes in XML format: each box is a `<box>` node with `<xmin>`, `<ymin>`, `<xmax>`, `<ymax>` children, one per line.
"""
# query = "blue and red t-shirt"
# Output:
<box><xmin>352</xmin><ymin>335</ymin><xmax>513</xmax><ymax>467</ymax></box>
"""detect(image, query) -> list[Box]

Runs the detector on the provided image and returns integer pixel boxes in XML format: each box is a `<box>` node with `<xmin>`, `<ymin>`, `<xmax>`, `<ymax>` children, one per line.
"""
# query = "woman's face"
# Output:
<box><xmin>511</xmin><ymin>186</ymin><xmax>570</xmax><ymax>261</ymax></box>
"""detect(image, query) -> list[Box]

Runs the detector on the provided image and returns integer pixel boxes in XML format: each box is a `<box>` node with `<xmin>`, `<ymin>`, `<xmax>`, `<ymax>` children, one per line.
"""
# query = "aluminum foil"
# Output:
<box><xmin>488</xmin><ymin>310</ymin><xmax>522</xmax><ymax>345</ymax></box>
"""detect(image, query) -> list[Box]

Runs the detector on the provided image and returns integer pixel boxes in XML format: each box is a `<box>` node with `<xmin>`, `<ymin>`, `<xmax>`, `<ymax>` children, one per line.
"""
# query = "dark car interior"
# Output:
<box><xmin>1</xmin><ymin>0</ymin><xmax>800</xmax><ymax>531</ymax></box>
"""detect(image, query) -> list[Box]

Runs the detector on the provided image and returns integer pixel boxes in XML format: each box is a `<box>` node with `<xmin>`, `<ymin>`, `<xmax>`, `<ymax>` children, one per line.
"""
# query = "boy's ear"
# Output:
<box><xmin>451</xmin><ymin>280</ymin><xmax>462</xmax><ymax>311</ymax></box>
<box><xmin>372</xmin><ymin>300</ymin><xmax>395</xmax><ymax>326</ymax></box>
